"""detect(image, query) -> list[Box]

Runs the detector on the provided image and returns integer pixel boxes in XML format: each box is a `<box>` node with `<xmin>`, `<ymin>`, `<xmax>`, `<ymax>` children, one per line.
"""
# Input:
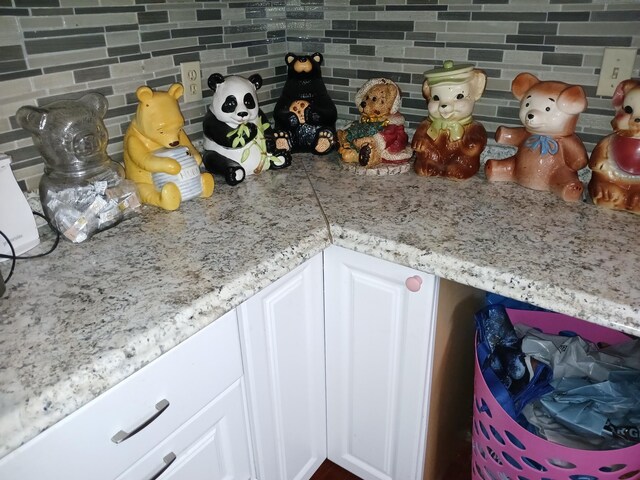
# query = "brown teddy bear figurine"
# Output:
<box><xmin>337</xmin><ymin>78</ymin><xmax>413</xmax><ymax>168</ymax></box>
<box><xmin>412</xmin><ymin>61</ymin><xmax>487</xmax><ymax>179</ymax></box>
<box><xmin>588</xmin><ymin>78</ymin><xmax>640</xmax><ymax>214</ymax></box>
<box><xmin>485</xmin><ymin>73</ymin><xmax>589</xmax><ymax>202</ymax></box>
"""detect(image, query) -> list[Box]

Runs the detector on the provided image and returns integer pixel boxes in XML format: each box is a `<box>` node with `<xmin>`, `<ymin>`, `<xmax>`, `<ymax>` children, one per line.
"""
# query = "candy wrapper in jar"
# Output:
<box><xmin>44</xmin><ymin>175</ymin><xmax>140</xmax><ymax>243</ymax></box>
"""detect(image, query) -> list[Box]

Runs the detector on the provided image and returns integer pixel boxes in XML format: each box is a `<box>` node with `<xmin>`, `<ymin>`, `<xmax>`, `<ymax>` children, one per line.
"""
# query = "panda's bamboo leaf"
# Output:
<box><xmin>227</xmin><ymin>128</ymin><xmax>237</xmax><ymax>138</ymax></box>
<box><xmin>240</xmin><ymin>148</ymin><xmax>250</xmax><ymax>164</ymax></box>
<box><xmin>232</xmin><ymin>136</ymin><xmax>241</xmax><ymax>148</ymax></box>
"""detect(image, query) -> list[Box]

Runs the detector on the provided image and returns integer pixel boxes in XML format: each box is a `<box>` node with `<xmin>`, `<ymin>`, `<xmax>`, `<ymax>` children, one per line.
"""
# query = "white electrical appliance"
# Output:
<box><xmin>0</xmin><ymin>153</ymin><xmax>39</xmax><ymax>258</ymax></box>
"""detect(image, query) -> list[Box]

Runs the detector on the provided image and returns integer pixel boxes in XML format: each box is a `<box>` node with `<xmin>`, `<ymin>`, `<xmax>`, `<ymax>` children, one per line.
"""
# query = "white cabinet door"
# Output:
<box><xmin>116</xmin><ymin>379</ymin><xmax>254</xmax><ymax>480</ymax></box>
<box><xmin>324</xmin><ymin>246</ymin><xmax>438</xmax><ymax>480</ymax></box>
<box><xmin>238</xmin><ymin>254</ymin><xmax>326</xmax><ymax>480</ymax></box>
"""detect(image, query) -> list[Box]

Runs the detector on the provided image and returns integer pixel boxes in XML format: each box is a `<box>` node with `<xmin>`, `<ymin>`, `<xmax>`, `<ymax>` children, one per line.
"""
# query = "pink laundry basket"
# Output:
<box><xmin>472</xmin><ymin>309</ymin><xmax>640</xmax><ymax>480</ymax></box>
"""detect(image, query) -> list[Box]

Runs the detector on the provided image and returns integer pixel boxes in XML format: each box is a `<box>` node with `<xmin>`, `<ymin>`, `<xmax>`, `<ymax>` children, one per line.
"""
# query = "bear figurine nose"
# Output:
<box><xmin>360</xmin><ymin>101</ymin><xmax>366</xmax><ymax>108</ymax></box>
<box><xmin>237</xmin><ymin>111</ymin><xmax>248</xmax><ymax>118</ymax></box>
<box><xmin>441</xmin><ymin>104</ymin><xmax>448</xmax><ymax>109</ymax></box>
<box><xmin>169</xmin><ymin>141</ymin><xmax>179</xmax><ymax>147</ymax></box>
<box><xmin>527</xmin><ymin>113</ymin><xmax>535</xmax><ymax>120</ymax></box>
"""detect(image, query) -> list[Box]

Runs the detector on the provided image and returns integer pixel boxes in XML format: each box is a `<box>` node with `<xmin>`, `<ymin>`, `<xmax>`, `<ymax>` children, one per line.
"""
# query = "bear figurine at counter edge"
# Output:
<box><xmin>202</xmin><ymin>73</ymin><xmax>291</xmax><ymax>186</ymax></box>
<box><xmin>485</xmin><ymin>73</ymin><xmax>589</xmax><ymax>202</ymax></box>
<box><xmin>272</xmin><ymin>52</ymin><xmax>338</xmax><ymax>155</ymax></box>
<box><xmin>124</xmin><ymin>83</ymin><xmax>214</xmax><ymax>211</ymax></box>
<box><xmin>589</xmin><ymin>78</ymin><xmax>640</xmax><ymax>214</ymax></box>
<box><xmin>412</xmin><ymin>60</ymin><xmax>488</xmax><ymax>180</ymax></box>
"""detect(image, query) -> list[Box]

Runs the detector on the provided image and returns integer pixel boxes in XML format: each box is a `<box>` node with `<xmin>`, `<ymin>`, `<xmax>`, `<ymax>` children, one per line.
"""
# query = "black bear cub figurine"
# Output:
<box><xmin>273</xmin><ymin>52</ymin><xmax>337</xmax><ymax>155</ymax></box>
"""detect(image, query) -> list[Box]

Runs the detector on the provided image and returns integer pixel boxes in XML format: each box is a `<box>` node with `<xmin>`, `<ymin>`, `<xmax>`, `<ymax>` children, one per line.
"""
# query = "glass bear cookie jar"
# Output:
<box><xmin>412</xmin><ymin>60</ymin><xmax>488</xmax><ymax>180</ymax></box>
<box><xmin>16</xmin><ymin>93</ymin><xmax>140</xmax><ymax>243</ymax></box>
<box><xmin>588</xmin><ymin>78</ymin><xmax>640</xmax><ymax>214</ymax></box>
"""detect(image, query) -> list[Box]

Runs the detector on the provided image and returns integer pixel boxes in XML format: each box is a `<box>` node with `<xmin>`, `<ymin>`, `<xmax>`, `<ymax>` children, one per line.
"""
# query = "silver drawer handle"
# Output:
<box><xmin>149</xmin><ymin>452</ymin><xmax>176</xmax><ymax>480</ymax></box>
<box><xmin>111</xmin><ymin>399</ymin><xmax>170</xmax><ymax>444</ymax></box>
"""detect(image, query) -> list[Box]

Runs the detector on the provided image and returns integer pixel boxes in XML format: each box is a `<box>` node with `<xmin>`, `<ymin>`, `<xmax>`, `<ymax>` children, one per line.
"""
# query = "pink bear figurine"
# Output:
<box><xmin>485</xmin><ymin>73</ymin><xmax>589</xmax><ymax>202</ymax></box>
<box><xmin>588</xmin><ymin>79</ymin><xmax>640</xmax><ymax>214</ymax></box>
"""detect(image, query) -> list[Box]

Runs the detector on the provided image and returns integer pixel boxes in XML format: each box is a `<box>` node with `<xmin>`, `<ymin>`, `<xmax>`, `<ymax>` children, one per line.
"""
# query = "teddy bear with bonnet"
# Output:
<box><xmin>412</xmin><ymin>61</ymin><xmax>487</xmax><ymax>180</ymax></box>
<box><xmin>337</xmin><ymin>78</ymin><xmax>413</xmax><ymax>168</ymax></box>
<box><xmin>485</xmin><ymin>73</ymin><xmax>588</xmax><ymax>202</ymax></box>
<box><xmin>588</xmin><ymin>78</ymin><xmax>640</xmax><ymax>214</ymax></box>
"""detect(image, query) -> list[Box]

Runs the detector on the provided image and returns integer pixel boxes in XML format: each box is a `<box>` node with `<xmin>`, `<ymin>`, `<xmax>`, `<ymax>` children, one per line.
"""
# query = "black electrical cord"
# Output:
<box><xmin>0</xmin><ymin>228</ymin><xmax>16</xmax><ymax>283</ymax></box>
<box><xmin>0</xmin><ymin>211</ymin><xmax>61</xmax><ymax>284</ymax></box>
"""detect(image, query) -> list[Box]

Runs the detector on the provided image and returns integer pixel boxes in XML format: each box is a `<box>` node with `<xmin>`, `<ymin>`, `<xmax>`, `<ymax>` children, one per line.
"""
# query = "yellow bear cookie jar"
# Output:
<box><xmin>124</xmin><ymin>83</ymin><xmax>214</xmax><ymax>211</ymax></box>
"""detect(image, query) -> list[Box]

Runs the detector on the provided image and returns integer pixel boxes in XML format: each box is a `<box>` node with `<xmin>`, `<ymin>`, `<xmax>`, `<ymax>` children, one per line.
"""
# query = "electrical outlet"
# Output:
<box><xmin>180</xmin><ymin>61</ymin><xmax>202</xmax><ymax>103</ymax></box>
<box><xmin>596</xmin><ymin>47</ymin><xmax>637</xmax><ymax>97</ymax></box>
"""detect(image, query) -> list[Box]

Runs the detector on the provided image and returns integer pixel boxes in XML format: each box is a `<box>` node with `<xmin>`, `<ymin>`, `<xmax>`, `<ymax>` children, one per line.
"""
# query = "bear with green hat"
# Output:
<box><xmin>412</xmin><ymin>60</ymin><xmax>487</xmax><ymax>180</ymax></box>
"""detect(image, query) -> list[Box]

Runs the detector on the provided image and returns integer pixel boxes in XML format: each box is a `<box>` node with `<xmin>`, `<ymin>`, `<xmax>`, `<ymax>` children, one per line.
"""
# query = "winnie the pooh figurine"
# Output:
<box><xmin>588</xmin><ymin>78</ymin><xmax>640</xmax><ymax>214</ymax></box>
<box><xmin>485</xmin><ymin>73</ymin><xmax>588</xmax><ymax>202</ymax></box>
<box><xmin>124</xmin><ymin>83</ymin><xmax>214</xmax><ymax>210</ymax></box>
<box><xmin>337</xmin><ymin>78</ymin><xmax>413</xmax><ymax>168</ymax></box>
<box><xmin>412</xmin><ymin>60</ymin><xmax>487</xmax><ymax>179</ymax></box>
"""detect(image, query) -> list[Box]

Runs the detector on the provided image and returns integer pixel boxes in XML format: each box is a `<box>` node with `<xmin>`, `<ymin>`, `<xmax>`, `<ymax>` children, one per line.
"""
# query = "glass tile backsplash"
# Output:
<box><xmin>0</xmin><ymin>0</ymin><xmax>638</xmax><ymax>190</ymax></box>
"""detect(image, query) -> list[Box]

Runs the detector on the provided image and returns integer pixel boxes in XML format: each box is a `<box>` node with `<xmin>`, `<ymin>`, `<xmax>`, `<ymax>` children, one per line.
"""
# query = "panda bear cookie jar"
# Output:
<box><xmin>202</xmin><ymin>73</ymin><xmax>291</xmax><ymax>186</ymax></box>
<box><xmin>412</xmin><ymin>60</ymin><xmax>487</xmax><ymax>180</ymax></box>
<box><xmin>272</xmin><ymin>53</ymin><xmax>338</xmax><ymax>155</ymax></box>
<box><xmin>485</xmin><ymin>73</ymin><xmax>589</xmax><ymax>202</ymax></box>
<box><xmin>588</xmin><ymin>79</ymin><xmax>640</xmax><ymax>214</ymax></box>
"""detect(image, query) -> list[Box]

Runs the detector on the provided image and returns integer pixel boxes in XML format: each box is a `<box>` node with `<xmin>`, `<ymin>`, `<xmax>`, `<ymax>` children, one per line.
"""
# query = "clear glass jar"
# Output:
<box><xmin>17</xmin><ymin>93</ymin><xmax>140</xmax><ymax>243</ymax></box>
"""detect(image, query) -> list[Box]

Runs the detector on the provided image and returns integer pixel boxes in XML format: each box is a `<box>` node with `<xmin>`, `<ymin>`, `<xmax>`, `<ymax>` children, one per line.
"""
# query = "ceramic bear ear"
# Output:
<box><xmin>168</xmin><ymin>83</ymin><xmax>184</xmax><ymax>100</ymax></box>
<box><xmin>470</xmin><ymin>70</ymin><xmax>487</xmax><ymax>101</ymax></box>
<box><xmin>248</xmin><ymin>74</ymin><xmax>262</xmax><ymax>91</ymax></box>
<box><xmin>557</xmin><ymin>84</ymin><xmax>587</xmax><ymax>115</ymax></box>
<box><xmin>285</xmin><ymin>53</ymin><xmax>297</xmax><ymax>65</ymax></box>
<box><xmin>612</xmin><ymin>79</ymin><xmax>639</xmax><ymax>108</ymax></box>
<box><xmin>16</xmin><ymin>105</ymin><xmax>46</xmax><ymax>133</ymax></box>
<box><xmin>79</xmin><ymin>93</ymin><xmax>109</xmax><ymax>118</ymax></box>
<box><xmin>312</xmin><ymin>52</ymin><xmax>323</xmax><ymax>64</ymax></box>
<box><xmin>512</xmin><ymin>72</ymin><xmax>540</xmax><ymax>101</ymax></box>
<box><xmin>208</xmin><ymin>73</ymin><xmax>225</xmax><ymax>92</ymax></box>
<box><xmin>422</xmin><ymin>80</ymin><xmax>431</xmax><ymax>100</ymax></box>
<box><xmin>136</xmin><ymin>86</ymin><xmax>154</xmax><ymax>102</ymax></box>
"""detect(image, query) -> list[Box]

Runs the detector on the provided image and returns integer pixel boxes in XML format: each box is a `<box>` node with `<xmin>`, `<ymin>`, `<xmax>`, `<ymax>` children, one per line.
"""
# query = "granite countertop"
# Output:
<box><xmin>1</xmin><ymin>150</ymin><xmax>639</xmax><ymax>459</ymax></box>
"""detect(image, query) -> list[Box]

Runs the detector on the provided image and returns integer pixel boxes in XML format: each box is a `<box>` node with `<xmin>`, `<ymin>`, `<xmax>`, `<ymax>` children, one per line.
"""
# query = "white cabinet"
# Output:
<box><xmin>238</xmin><ymin>254</ymin><xmax>326</xmax><ymax>480</ymax></box>
<box><xmin>324</xmin><ymin>246</ymin><xmax>439</xmax><ymax>480</ymax></box>
<box><xmin>1</xmin><ymin>248</ymin><xmax>446</xmax><ymax>480</ymax></box>
<box><xmin>0</xmin><ymin>310</ymin><xmax>253</xmax><ymax>480</ymax></box>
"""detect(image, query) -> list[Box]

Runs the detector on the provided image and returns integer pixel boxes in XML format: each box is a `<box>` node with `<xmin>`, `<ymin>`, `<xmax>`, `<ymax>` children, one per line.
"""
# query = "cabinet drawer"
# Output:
<box><xmin>115</xmin><ymin>379</ymin><xmax>253</xmax><ymax>480</ymax></box>
<box><xmin>0</xmin><ymin>310</ymin><xmax>243</xmax><ymax>480</ymax></box>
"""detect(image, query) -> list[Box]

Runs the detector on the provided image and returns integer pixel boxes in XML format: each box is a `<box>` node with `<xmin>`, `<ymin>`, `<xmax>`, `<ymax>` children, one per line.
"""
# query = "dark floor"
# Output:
<box><xmin>311</xmin><ymin>436</ymin><xmax>472</xmax><ymax>480</ymax></box>
<box><xmin>311</xmin><ymin>460</ymin><xmax>362</xmax><ymax>480</ymax></box>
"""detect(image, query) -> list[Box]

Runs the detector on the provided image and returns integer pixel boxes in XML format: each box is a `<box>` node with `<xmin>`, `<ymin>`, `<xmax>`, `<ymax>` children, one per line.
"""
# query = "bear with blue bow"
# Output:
<box><xmin>485</xmin><ymin>73</ymin><xmax>588</xmax><ymax>202</ymax></box>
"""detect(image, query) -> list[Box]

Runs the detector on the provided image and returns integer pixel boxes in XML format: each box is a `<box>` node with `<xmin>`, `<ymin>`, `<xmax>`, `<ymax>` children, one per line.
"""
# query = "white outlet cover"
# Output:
<box><xmin>180</xmin><ymin>61</ymin><xmax>202</xmax><ymax>103</ymax></box>
<box><xmin>596</xmin><ymin>47</ymin><xmax>637</xmax><ymax>97</ymax></box>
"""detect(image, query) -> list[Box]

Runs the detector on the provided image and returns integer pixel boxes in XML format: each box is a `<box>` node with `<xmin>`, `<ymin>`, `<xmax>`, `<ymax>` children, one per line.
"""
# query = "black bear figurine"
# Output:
<box><xmin>273</xmin><ymin>52</ymin><xmax>337</xmax><ymax>155</ymax></box>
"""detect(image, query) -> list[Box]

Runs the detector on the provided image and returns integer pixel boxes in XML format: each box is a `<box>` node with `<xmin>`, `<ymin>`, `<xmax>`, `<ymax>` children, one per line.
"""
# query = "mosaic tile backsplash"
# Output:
<box><xmin>0</xmin><ymin>0</ymin><xmax>638</xmax><ymax>190</ymax></box>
